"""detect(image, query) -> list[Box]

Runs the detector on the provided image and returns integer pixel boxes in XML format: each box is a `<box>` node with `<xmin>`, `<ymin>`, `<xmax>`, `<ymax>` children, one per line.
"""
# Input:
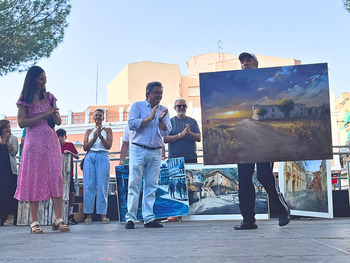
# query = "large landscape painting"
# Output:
<box><xmin>279</xmin><ymin>160</ymin><xmax>333</xmax><ymax>218</ymax></box>
<box><xmin>200</xmin><ymin>63</ymin><xmax>332</xmax><ymax>165</ymax></box>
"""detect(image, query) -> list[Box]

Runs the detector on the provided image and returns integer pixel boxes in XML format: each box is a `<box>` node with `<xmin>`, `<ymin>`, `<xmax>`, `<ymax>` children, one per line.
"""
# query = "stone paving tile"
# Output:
<box><xmin>0</xmin><ymin>219</ymin><xmax>350</xmax><ymax>262</ymax></box>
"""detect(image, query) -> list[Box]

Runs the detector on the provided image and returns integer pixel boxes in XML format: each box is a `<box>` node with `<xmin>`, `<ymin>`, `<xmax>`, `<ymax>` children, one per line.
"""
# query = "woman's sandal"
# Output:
<box><xmin>30</xmin><ymin>221</ymin><xmax>43</xmax><ymax>234</ymax></box>
<box><xmin>102</xmin><ymin>217</ymin><xmax>110</xmax><ymax>224</ymax></box>
<box><xmin>84</xmin><ymin>217</ymin><xmax>92</xmax><ymax>224</ymax></box>
<box><xmin>52</xmin><ymin>218</ymin><xmax>70</xmax><ymax>232</ymax></box>
<box><xmin>3</xmin><ymin>214</ymin><xmax>14</xmax><ymax>226</ymax></box>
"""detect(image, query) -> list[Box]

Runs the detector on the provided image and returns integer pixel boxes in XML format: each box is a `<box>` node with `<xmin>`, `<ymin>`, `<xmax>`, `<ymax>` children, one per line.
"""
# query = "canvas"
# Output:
<box><xmin>200</xmin><ymin>63</ymin><xmax>332</xmax><ymax>165</ymax></box>
<box><xmin>279</xmin><ymin>160</ymin><xmax>333</xmax><ymax>218</ymax></box>
<box><xmin>183</xmin><ymin>164</ymin><xmax>269</xmax><ymax>221</ymax></box>
<box><xmin>115</xmin><ymin>157</ymin><xmax>190</xmax><ymax>222</ymax></box>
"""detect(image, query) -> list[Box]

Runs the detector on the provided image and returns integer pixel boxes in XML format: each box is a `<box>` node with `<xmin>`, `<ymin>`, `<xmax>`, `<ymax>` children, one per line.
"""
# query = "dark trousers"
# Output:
<box><xmin>238</xmin><ymin>162</ymin><xmax>289</xmax><ymax>224</ymax></box>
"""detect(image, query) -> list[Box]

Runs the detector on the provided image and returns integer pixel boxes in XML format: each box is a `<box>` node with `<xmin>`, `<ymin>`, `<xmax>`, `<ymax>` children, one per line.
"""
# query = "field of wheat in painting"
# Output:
<box><xmin>200</xmin><ymin>63</ymin><xmax>332</xmax><ymax>165</ymax></box>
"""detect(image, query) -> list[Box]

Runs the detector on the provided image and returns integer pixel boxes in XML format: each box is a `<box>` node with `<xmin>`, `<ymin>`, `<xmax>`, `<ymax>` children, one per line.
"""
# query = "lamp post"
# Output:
<box><xmin>73</xmin><ymin>140</ymin><xmax>83</xmax><ymax>153</ymax></box>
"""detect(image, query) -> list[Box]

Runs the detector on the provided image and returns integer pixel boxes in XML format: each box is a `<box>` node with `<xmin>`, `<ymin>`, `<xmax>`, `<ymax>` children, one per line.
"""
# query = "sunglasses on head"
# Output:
<box><xmin>176</xmin><ymin>104</ymin><xmax>187</xmax><ymax>109</ymax></box>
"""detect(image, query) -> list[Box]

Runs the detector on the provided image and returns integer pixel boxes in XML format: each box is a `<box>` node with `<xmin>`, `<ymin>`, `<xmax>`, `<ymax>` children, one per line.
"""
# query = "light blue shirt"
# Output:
<box><xmin>128</xmin><ymin>100</ymin><xmax>171</xmax><ymax>148</ymax></box>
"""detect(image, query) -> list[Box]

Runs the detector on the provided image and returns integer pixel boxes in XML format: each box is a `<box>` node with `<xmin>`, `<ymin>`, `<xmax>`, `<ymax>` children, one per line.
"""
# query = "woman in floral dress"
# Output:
<box><xmin>15</xmin><ymin>66</ymin><xmax>69</xmax><ymax>233</ymax></box>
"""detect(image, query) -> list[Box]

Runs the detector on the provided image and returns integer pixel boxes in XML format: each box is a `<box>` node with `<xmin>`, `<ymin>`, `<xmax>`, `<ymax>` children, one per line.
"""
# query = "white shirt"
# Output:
<box><xmin>88</xmin><ymin>127</ymin><xmax>108</xmax><ymax>152</ymax></box>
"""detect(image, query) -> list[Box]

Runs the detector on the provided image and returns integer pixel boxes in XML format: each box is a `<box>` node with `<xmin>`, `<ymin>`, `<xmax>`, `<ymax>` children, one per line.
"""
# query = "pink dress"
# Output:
<box><xmin>14</xmin><ymin>92</ymin><xmax>63</xmax><ymax>201</ymax></box>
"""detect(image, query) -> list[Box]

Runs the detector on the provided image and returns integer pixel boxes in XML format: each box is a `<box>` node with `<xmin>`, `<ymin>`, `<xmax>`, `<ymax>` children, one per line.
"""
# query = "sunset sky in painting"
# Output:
<box><xmin>200</xmin><ymin>63</ymin><xmax>329</xmax><ymax>121</ymax></box>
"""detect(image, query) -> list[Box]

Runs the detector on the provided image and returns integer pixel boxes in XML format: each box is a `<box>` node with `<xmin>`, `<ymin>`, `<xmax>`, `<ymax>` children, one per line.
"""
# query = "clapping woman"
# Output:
<box><xmin>83</xmin><ymin>109</ymin><xmax>113</xmax><ymax>224</ymax></box>
<box><xmin>0</xmin><ymin>120</ymin><xmax>18</xmax><ymax>226</ymax></box>
<box><xmin>15</xmin><ymin>66</ymin><xmax>69</xmax><ymax>233</ymax></box>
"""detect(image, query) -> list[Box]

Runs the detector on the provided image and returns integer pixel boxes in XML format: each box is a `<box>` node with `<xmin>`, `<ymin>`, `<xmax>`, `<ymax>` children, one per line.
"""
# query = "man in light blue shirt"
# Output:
<box><xmin>125</xmin><ymin>81</ymin><xmax>171</xmax><ymax>229</ymax></box>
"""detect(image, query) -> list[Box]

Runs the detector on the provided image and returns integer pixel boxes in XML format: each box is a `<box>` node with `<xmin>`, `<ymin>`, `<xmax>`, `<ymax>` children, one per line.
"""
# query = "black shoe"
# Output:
<box><xmin>125</xmin><ymin>221</ymin><xmax>134</xmax><ymax>229</ymax></box>
<box><xmin>68</xmin><ymin>214</ymin><xmax>78</xmax><ymax>225</ymax></box>
<box><xmin>234</xmin><ymin>221</ymin><xmax>258</xmax><ymax>230</ymax></box>
<box><xmin>279</xmin><ymin>212</ymin><xmax>290</xmax><ymax>227</ymax></box>
<box><xmin>144</xmin><ymin>220</ymin><xmax>163</xmax><ymax>228</ymax></box>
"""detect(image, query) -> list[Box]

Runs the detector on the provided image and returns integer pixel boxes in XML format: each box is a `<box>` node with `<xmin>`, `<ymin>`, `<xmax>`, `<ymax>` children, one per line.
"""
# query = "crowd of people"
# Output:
<box><xmin>1</xmin><ymin>52</ymin><xmax>291</xmax><ymax>233</ymax></box>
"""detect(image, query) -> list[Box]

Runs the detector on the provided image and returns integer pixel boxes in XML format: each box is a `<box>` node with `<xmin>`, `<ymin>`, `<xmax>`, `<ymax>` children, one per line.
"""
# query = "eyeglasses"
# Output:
<box><xmin>176</xmin><ymin>104</ymin><xmax>187</xmax><ymax>109</ymax></box>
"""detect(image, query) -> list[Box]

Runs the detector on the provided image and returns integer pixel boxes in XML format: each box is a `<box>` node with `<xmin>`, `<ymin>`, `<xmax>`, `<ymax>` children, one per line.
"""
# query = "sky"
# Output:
<box><xmin>305</xmin><ymin>160</ymin><xmax>323</xmax><ymax>172</ymax></box>
<box><xmin>1</xmin><ymin>0</ymin><xmax>350</xmax><ymax>117</ymax></box>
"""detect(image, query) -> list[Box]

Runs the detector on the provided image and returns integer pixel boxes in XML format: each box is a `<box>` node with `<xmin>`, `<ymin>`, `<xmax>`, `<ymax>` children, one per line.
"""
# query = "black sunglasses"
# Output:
<box><xmin>176</xmin><ymin>104</ymin><xmax>187</xmax><ymax>109</ymax></box>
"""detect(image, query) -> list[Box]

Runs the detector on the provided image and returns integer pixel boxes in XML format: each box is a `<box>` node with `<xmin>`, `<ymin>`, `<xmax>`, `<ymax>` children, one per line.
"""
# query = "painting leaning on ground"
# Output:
<box><xmin>115</xmin><ymin>158</ymin><xmax>190</xmax><ymax>222</ymax></box>
<box><xmin>185</xmin><ymin>165</ymin><xmax>268</xmax><ymax>216</ymax></box>
<box><xmin>200</xmin><ymin>63</ymin><xmax>332</xmax><ymax>165</ymax></box>
<box><xmin>281</xmin><ymin>160</ymin><xmax>329</xmax><ymax>214</ymax></box>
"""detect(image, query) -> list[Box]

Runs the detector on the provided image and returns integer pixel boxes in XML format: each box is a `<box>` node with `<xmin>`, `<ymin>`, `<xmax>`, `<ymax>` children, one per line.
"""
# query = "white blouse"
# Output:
<box><xmin>88</xmin><ymin>127</ymin><xmax>108</xmax><ymax>152</ymax></box>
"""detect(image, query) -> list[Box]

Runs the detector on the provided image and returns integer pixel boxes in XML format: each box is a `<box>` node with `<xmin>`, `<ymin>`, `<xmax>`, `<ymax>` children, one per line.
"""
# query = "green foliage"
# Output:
<box><xmin>257</xmin><ymin>108</ymin><xmax>267</xmax><ymax>117</ymax></box>
<box><xmin>344</xmin><ymin>0</ymin><xmax>350</xmax><ymax>12</ymax></box>
<box><xmin>0</xmin><ymin>0</ymin><xmax>71</xmax><ymax>76</ymax></box>
<box><xmin>277</xmin><ymin>98</ymin><xmax>294</xmax><ymax>118</ymax></box>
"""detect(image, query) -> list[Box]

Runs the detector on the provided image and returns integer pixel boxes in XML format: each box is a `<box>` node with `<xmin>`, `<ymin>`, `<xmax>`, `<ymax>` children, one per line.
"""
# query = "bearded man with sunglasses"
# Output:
<box><xmin>164</xmin><ymin>98</ymin><xmax>201</xmax><ymax>164</ymax></box>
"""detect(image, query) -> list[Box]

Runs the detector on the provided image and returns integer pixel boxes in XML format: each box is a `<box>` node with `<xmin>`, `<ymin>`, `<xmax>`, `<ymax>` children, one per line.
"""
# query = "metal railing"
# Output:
<box><xmin>17</xmin><ymin>146</ymin><xmax>350</xmax><ymax>195</ymax></box>
<box><xmin>71</xmin><ymin>148</ymin><xmax>205</xmax><ymax>195</ymax></box>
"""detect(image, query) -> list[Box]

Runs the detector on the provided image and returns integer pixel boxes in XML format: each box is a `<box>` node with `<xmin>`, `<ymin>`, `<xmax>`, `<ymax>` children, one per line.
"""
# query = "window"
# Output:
<box><xmin>188</xmin><ymin>86</ymin><xmax>200</xmax><ymax>97</ymax></box>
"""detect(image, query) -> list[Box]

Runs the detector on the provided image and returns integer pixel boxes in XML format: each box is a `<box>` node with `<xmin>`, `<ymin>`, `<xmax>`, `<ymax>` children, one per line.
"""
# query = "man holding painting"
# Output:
<box><xmin>234</xmin><ymin>52</ymin><xmax>291</xmax><ymax>230</ymax></box>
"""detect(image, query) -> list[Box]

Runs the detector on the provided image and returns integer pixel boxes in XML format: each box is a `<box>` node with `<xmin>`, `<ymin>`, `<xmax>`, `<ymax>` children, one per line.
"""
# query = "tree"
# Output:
<box><xmin>0</xmin><ymin>0</ymin><xmax>71</xmax><ymax>76</ymax></box>
<box><xmin>277</xmin><ymin>98</ymin><xmax>295</xmax><ymax>118</ymax></box>
<box><xmin>256</xmin><ymin>108</ymin><xmax>268</xmax><ymax>119</ymax></box>
<box><xmin>344</xmin><ymin>0</ymin><xmax>350</xmax><ymax>12</ymax></box>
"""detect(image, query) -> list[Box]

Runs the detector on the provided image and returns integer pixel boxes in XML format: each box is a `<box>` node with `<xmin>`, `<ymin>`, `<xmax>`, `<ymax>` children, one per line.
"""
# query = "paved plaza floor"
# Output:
<box><xmin>1</xmin><ymin>218</ymin><xmax>350</xmax><ymax>262</ymax></box>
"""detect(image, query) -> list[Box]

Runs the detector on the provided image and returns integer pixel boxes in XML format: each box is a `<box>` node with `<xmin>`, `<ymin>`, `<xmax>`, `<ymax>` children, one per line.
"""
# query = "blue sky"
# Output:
<box><xmin>1</xmin><ymin>0</ymin><xmax>349</xmax><ymax>117</ymax></box>
<box><xmin>305</xmin><ymin>160</ymin><xmax>323</xmax><ymax>172</ymax></box>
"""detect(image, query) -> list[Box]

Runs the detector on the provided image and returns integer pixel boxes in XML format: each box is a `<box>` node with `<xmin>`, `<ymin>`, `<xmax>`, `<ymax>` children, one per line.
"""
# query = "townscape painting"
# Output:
<box><xmin>200</xmin><ymin>63</ymin><xmax>332</xmax><ymax>165</ymax></box>
<box><xmin>115</xmin><ymin>157</ymin><xmax>190</xmax><ymax>222</ymax></box>
<box><xmin>279</xmin><ymin>160</ymin><xmax>333</xmax><ymax>218</ymax></box>
<box><xmin>184</xmin><ymin>164</ymin><xmax>269</xmax><ymax>220</ymax></box>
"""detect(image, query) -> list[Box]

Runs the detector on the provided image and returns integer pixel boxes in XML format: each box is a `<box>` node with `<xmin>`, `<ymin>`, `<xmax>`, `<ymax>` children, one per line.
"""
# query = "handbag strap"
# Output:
<box><xmin>85</xmin><ymin>127</ymin><xmax>105</xmax><ymax>155</ymax></box>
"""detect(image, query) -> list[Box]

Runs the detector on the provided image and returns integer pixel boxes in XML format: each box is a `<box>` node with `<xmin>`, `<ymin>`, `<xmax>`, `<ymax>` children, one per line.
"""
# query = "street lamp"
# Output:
<box><xmin>73</xmin><ymin>140</ymin><xmax>83</xmax><ymax>153</ymax></box>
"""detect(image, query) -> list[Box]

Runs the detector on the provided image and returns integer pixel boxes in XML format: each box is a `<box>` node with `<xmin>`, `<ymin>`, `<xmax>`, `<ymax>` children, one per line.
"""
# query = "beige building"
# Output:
<box><xmin>107</xmin><ymin>62</ymin><xmax>182</xmax><ymax>110</ymax></box>
<box><xmin>283</xmin><ymin>161</ymin><xmax>306</xmax><ymax>194</ymax></box>
<box><xmin>203</xmin><ymin>170</ymin><xmax>238</xmax><ymax>195</ymax></box>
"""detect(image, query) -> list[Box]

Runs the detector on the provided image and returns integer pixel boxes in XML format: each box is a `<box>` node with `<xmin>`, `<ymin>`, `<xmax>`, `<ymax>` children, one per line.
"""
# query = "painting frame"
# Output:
<box><xmin>115</xmin><ymin>157</ymin><xmax>190</xmax><ymax>222</ymax></box>
<box><xmin>183</xmin><ymin>164</ymin><xmax>269</xmax><ymax>221</ymax></box>
<box><xmin>199</xmin><ymin>63</ymin><xmax>332</xmax><ymax>165</ymax></box>
<box><xmin>278</xmin><ymin>160</ymin><xmax>333</xmax><ymax>218</ymax></box>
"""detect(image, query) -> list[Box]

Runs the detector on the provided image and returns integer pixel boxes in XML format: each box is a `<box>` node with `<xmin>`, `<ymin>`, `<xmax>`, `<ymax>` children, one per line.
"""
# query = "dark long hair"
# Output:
<box><xmin>0</xmin><ymin>119</ymin><xmax>10</xmax><ymax>136</ymax></box>
<box><xmin>20</xmin><ymin>66</ymin><xmax>45</xmax><ymax>104</ymax></box>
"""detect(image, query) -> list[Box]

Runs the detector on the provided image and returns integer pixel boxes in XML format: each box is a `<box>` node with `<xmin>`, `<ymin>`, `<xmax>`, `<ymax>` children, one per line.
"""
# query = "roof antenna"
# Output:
<box><xmin>96</xmin><ymin>62</ymin><xmax>98</xmax><ymax>105</ymax></box>
<box><xmin>218</xmin><ymin>39</ymin><xmax>223</xmax><ymax>61</ymax></box>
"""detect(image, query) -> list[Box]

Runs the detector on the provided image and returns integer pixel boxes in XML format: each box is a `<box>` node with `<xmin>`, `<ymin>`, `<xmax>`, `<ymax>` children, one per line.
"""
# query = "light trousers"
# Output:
<box><xmin>125</xmin><ymin>144</ymin><xmax>162</xmax><ymax>224</ymax></box>
<box><xmin>83</xmin><ymin>151</ymin><xmax>110</xmax><ymax>215</ymax></box>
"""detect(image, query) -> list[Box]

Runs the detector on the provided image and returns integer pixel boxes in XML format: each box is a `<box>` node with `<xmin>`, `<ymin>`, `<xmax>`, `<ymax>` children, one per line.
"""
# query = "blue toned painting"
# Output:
<box><xmin>116</xmin><ymin>157</ymin><xmax>190</xmax><ymax>222</ymax></box>
<box><xmin>200</xmin><ymin>63</ymin><xmax>332</xmax><ymax>165</ymax></box>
